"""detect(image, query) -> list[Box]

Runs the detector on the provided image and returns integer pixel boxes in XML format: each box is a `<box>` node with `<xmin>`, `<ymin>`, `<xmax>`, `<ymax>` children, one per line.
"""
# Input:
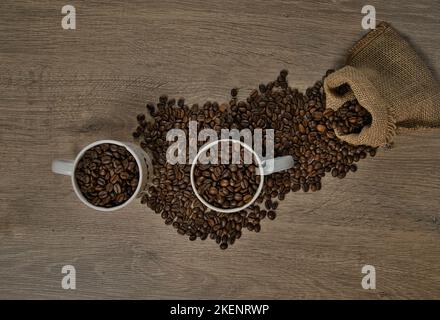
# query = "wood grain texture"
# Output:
<box><xmin>1</xmin><ymin>0</ymin><xmax>440</xmax><ymax>299</ymax></box>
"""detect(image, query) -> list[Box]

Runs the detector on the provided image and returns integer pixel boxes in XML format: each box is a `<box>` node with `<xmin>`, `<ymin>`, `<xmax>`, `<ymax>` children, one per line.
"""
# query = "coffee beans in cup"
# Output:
<box><xmin>194</xmin><ymin>154</ymin><xmax>261</xmax><ymax>210</ymax></box>
<box><xmin>74</xmin><ymin>143</ymin><xmax>140</xmax><ymax>208</ymax></box>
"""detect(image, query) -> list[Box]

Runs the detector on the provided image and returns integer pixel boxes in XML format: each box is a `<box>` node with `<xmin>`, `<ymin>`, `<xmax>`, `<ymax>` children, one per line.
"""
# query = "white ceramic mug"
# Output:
<box><xmin>52</xmin><ymin>139</ymin><xmax>154</xmax><ymax>212</ymax></box>
<box><xmin>190</xmin><ymin>139</ymin><xmax>294</xmax><ymax>213</ymax></box>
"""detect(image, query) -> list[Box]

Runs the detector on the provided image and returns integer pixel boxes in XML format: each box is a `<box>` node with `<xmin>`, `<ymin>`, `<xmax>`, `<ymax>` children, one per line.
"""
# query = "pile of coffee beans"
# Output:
<box><xmin>331</xmin><ymin>99</ymin><xmax>372</xmax><ymax>135</ymax></box>
<box><xmin>75</xmin><ymin>143</ymin><xmax>140</xmax><ymax>208</ymax></box>
<box><xmin>132</xmin><ymin>69</ymin><xmax>376</xmax><ymax>249</ymax></box>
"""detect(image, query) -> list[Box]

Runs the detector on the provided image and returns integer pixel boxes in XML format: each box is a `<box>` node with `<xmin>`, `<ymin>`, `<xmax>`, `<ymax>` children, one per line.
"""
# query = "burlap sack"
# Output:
<box><xmin>323</xmin><ymin>22</ymin><xmax>440</xmax><ymax>147</ymax></box>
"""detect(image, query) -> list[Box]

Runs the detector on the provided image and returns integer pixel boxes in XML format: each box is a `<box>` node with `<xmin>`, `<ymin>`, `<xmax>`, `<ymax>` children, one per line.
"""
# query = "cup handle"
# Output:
<box><xmin>258</xmin><ymin>156</ymin><xmax>294</xmax><ymax>175</ymax></box>
<box><xmin>52</xmin><ymin>160</ymin><xmax>75</xmax><ymax>176</ymax></box>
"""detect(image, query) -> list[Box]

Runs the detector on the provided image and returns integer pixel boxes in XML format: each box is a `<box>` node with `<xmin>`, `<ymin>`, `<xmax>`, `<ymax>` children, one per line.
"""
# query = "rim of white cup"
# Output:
<box><xmin>190</xmin><ymin>139</ymin><xmax>265</xmax><ymax>214</ymax></box>
<box><xmin>71</xmin><ymin>139</ymin><xmax>144</xmax><ymax>212</ymax></box>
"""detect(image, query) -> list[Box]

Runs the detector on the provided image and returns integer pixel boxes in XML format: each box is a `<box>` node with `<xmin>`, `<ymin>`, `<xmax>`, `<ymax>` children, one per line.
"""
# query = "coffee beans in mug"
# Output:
<box><xmin>75</xmin><ymin>143</ymin><xmax>140</xmax><ymax>208</ymax></box>
<box><xmin>194</xmin><ymin>153</ymin><xmax>260</xmax><ymax>210</ymax></box>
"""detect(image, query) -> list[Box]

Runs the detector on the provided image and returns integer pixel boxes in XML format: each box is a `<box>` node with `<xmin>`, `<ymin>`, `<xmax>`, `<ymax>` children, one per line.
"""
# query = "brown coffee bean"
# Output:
<box><xmin>128</xmin><ymin>162</ymin><xmax>136</xmax><ymax>172</ymax></box>
<box><xmin>267</xmin><ymin>210</ymin><xmax>276</xmax><ymax>220</ymax></box>
<box><xmin>220</xmin><ymin>179</ymin><xmax>229</xmax><ymax>187</ymax></box>
<box><xmin>243</xmin><ymin>194</ymin><xmax>253</xmax><ymax>203</ymax></box>
<box><xmin>101</xmin><ymin>156</ymin><xmax>111</xmax><ymax>164</ymax></box>
<box><xmin>131</xmin><ymin>178</ymin><xmax>139</xmax><ymax>188</ymax></box>
<box><xmin>234</xmin><ymin>193</ymin><xmax>243</xmax><ymax>201</ymax></box>
<box><xmin>114</xmin><ymin>183</ymin><xmax>122</xmax><ymax>194</ymax></box>
<box><xmin>106</xmin><ymin>183</ymin><xmax>113</xmax><ymax>192</ymax></box>
<box><xmin>209</xmin><ymin>187</ymin><xmax>218</xmax><ymax>195</ymax></box>
<box><xmin>219</xmin><ymin>103</ymin><xmax>228</xmax><ymax>113</ymax></box>
<box><xmin>265</xmin><ymin>199</ymin><xmax>272</xmax><ymax>210</ymax></box>
<box><xmin>97</xmin><ymin>177</ymin><xmax>106</xmax><ymax>186</ymax></box>
<box><xmin>110</xmin><ymin>174</ymin><xmax>119</xmax><ymax>184</ymax></box>
<box><xmin>98</xmin><ymin>191</ymin><xmax>108</xmax><ymax>199</ymax></box>
<box><xmin>316</xmin><ymin>124</ymin><xmax>326</xmax><ymax>132</ymax></box>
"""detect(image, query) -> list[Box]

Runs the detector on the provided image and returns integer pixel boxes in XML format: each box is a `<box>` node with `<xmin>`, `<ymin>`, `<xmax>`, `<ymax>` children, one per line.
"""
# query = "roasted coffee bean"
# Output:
<box><xmin>208</xmin><ymin>187</ymin><xmax>218</xmax><ymax>195</ymax></box>
<box><xmin>243</xmin><ymin>194</ymin><xmax>253</xmax><ymax>203</ymax></box>
<box><xmin>106</xmin><ymin>183</ymin><xmax>113</xmax><ymax>193</ymax></box>
<box><xmin>114</xmin><ymin>183</ymin><xmax>122</xmax><ymax>194</ymax></box>
<box><xmin>101</xmin><ymin>156</ymin><xmax>111</xmax><ymax>164</ymax></box>
<box><xmin>280</xmin><ymin>69</ymin><xmax>288</xmax><ymax>78</ymax></box>
<box><xmin>265</xmin><ymin>199</ymin><xmax>272</xmax><ymax>210</ymax></box>
<box><xmin>267</xmin><ymin>210</ymin><xmax>276</xmax><ymax>220</ymax></box>
<box><xmin>220</xmin><ymin>179</ymin><xmax>229</xmax><ymax>187</ymax></box>
<box><xmin>75</xmin><ymin>143</ymin><xmax>139</xmax><ymax>208</ymax></box>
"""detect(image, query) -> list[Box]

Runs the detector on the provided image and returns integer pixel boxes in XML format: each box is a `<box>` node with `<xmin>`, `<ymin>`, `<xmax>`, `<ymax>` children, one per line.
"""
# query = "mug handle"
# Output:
<box><xmin>258</xmin><ymin>156</ymin><xmax>294</xmax><ymax>175</ymax></box>
<box><xmin>52</xmin><ymin>160</ymin><xmax>75</xmax><ymax>176</ymax></box>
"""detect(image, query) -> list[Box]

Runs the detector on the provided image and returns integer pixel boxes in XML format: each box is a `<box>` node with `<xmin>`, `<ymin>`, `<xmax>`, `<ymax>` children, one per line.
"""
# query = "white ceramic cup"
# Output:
<box><xmin>51</xmin><ymin>139</ymin><xmax>154</xmax><ymax>212</ymax></box>
<box><xmin>190</xmin><ymin>139</ymin><xmax>294</xmax><ymax>213</ymax></box>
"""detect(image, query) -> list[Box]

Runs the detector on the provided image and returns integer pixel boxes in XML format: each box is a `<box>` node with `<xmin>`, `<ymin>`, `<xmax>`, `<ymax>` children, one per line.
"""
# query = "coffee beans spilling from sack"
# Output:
<box><xmin>132</xmin><ymin>70</ymin><xmax>376</xmax><ymax>249</ymax></box>
<box><xmin>332</xmin><ymin>99</ymin><xmax>372</xmax><ymax>135</ymax></box>
<box><xmin>75</xmin><ymin>143</ymin><xmax>140</xmax><ymax>208</ymax></box>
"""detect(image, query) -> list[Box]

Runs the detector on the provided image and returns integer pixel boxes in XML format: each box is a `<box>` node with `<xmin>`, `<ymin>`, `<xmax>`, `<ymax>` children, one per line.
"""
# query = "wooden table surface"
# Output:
<box><xmin>1</xmin><ymin>0</ymin><xmax>440</xmax><ymax>299</ymax></box>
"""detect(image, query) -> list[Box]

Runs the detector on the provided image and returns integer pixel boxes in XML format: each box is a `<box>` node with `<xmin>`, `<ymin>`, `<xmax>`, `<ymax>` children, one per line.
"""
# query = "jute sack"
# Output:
<box><xmin>323</xmin><ymin>22</ymin><xmax>440</xmax><ymax>147</ymax></box>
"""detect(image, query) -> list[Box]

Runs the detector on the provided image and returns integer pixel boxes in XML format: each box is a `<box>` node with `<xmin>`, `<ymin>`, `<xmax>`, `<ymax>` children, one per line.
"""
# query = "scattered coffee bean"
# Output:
<box><xmin>267</xmin><ymin>210</ymin><xmax>277</xmax><ymax>220</ymax></box>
